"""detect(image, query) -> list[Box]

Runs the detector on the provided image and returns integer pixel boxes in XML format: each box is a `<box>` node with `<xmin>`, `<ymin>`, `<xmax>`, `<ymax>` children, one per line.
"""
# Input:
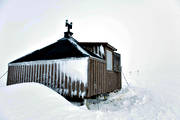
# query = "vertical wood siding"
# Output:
<box><xmin>7</xmin><ymin>62</ymin><xmax>86</xmax><ymax>98</ymax></box>
<box><xmin>7</xmin><ymin>57</ymin><xmax>121</xmax><ymax>98</ymax></box>
<box><xmin>86</xmin><ymin>58</ymin><xmax>121</xmax><ymax>98</ymax></box>
<box><xmin>87</xmin><ymin>58</ymin><xmax>106</xmax><ymax>97</ymax></box>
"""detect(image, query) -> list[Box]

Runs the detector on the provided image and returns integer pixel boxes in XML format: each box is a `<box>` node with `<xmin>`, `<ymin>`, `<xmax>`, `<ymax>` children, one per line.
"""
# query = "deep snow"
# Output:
<box><xmin>0</xmin><ymin>81</ymin><xmax>179</xmax><ymax>120</ymax></box>
<box><xmin>88</xmin><ymin>86</ymin><xmax>178</xmax><ymax>120</ymax></box>
<box><xmin>0</xmin><ymin>83</ymin><xmax>95</xmax><ymax>120</ymax></box>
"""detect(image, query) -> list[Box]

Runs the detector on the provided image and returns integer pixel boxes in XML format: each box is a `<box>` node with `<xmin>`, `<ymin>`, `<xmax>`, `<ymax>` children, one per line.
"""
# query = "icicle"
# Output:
<box><xmin>71</xmin><ymin>91</ymin><xmax>74</xmax><ymax>97</ymax></box>
<box><xmin>27</xmin><ymin>65</ymin><xmax>30</xmax><ymax>82</ymax></box>
<box><xmin>37</xmin><ymin>64</ymin><xmax>39</xmax><ymax>83</ymax></box>
<box><xmin>100</xmin><ymin>45</ymin><xmax>104</xmax><ymax>56</ymax></box>
<box><xmin>16</xmin><ymin>65</ymin><xmax>18</xmax><ymax>83</ymax></box>
<box><xmin>13</xmin><ymin>67</ymin><xmax>17</xmax><ymax>81</ymax></box>
<box><xmin>43</xmin><ymin>64</ymin><xmax>46</xmax><ymax>85</ymax></box>
<box><xmin>18</xmin><ymin>65</ymin><xmax>20</xmax><ymax>83</ymax></box>
<box><xmin>97</xmin><ymin>46</ymin><xmax>100</xmax><ymax>56</ymax></box>
<box><xmin>20</xmin><ymin>65</ymin><xmax>22</xmax><ymax>83</ymax></box>
<box><xmin>14</xmin><ymin>66</ymin><xmax>16</xmax><ymax>83</ymax></box>
<box><xmin>47</xmin><ymin>64</ymin><xmax>49</xmax><ymax>86</ymax></box>
<box><xmin>51</xmin><ymin>64</ymin><xmax>54</xmax><ymax>88</ymax></box>
<box><xmin>53</xmin><ymin>63</ymin><xmax>55</xmax><ymax>88</ymax></box>
<box><xmin>66</xmin><ymin>89</ymin><xmax>69</xmax><ymax>95</ymax></box>
<box><xmin>48</xmin><ymin>63</ymin><xmax>52</xmax><ymax>87</ymax></box>
<box><xmin>74</xmin><ymin>90</ymin><xmax>77</xmax><ymax>96</ymax></box>
<box><xmin>34</xmin><ymin>64</ymin><xmax>36</xmax><ymax>82</ymax></box>
<box><xmin>74</xmin><ymin>81</ymin><xmax>77</xmax><ymax>96</ymax></box>
<box><xmin>64</xmin><ymin>89</ymin><xmax>66</xmax><ymax>95</ymax></box>
<box><xmin>19</xmin><ymin>65</ymin><xmax>21</xmax><ymax>83</ymax></box>
<box><xmin>79</xmin><ymin>80</ymin><xmax>81</xmax><ymax>98</ymax></box>
<box><xmin>40</xmin><ymin>65</ymin><xmax>42</xmax><ymax>83</ymax></box>
<box><xmin>79</xmin><ymin>91</ymin><xmax>81</xmax><ymax>98</ymax></box>
<box><xmin>25</xmin><ymin>65</ymin><xmax>27</xmax><ymax>82</ymax></box>
<box><xmin>63</xmin><ymin>64</ymin><xmax>65</xmax><ymax>89</ymax></box>
<box><xmin>93</xmin><ymin>46</ymin><xmax>96</xmax><ymax>54</ymax></box>
<box><xmin>44</xmin><ymin>64</ymin><xmax>46</xmax><ymax>85</ymax></box>
<box><xmin>56</xmin><ymin>63</ymin><xmax>58</xmax><ymax>88</ymax></box>
<box><xmin>28</xmin><ymin>65</ymin><xmax>31</xmax><ymax>82</ymax></box>
<box><xmin>59</xmin><ymin>62</ymin><xmax>62</xmax><ymax>89</ymax></box>
<box><xmin>31</xmin><ymin>64</ymin><xmax>34</xmax><ymax>82</ymax></box>
<box><xmin>71</xmin><ymin>79</ymin><xmax>73</xmax><ymax>97</ymax></box>
<box><xmin>21</xmin><ymin>65</ymin><xmax>24</xmax><ymax>83</ymax></box>
<box><xmin>22</xmin><ymin>65</ymin><xmax>24</xmax><ymax>82</ymax></box>
<box><xmin>82</xmin><ymin>92</ymin><xmax>85</xmax><ymax>99</ymax></box>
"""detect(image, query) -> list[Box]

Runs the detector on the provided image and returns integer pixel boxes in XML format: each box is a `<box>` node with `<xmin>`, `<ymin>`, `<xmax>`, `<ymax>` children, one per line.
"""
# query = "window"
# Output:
<box><xmin>106</xmin><ymin>50</ymin><xmax>112</xmax><ymax>70</ymax></box>
<box><xmin>113</xmin><ymin>52</ymin><xmax>121</xmax><ymax>72</ymax></box>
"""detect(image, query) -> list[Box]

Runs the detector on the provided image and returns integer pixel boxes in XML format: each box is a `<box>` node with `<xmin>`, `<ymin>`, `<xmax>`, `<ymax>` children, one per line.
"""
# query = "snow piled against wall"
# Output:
<box><xmin>0</xmin><ymin>83</ymin><xmax>80</xmax><ymax>120</ymax></box>
<box><xmin>0</xmin><ymin>83</ymin><xmax>101</xmax><ymax>120</ymax></box>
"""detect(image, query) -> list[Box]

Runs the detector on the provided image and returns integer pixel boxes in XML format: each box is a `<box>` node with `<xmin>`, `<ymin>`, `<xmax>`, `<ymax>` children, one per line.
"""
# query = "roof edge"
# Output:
<box><xmin>79</xmin><ymin>42</ymin><xmax>117</xmax><ymax>51</ymax></box>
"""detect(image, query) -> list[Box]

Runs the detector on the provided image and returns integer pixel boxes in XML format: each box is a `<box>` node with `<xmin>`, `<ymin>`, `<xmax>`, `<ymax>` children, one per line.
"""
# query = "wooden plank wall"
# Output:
<box><xmin>7</xmin><ymin>58</ymin><xmax>121</xmax><ymax>99</ymax></box>
<box><xmin>87</xmin><ymin>58</ymin><xmax>106</xmax><ymax>97</ymax></box>
<box><xmin>87</xmin><ymin>58</ymin><xmax>121</xmax><ymax>98</ymax></box>
<box><xmin>106</xmin><ymin>71</ymin><xmax>121</xmax><ymax>92</ymax></box>
<box><xmin>7</xmin><ymin>63</ymin><xmax>86</xmax><ymax>98</ymax></box>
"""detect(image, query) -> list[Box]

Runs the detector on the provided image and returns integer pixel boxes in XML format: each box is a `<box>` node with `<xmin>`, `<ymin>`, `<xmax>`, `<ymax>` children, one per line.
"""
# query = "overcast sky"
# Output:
<box><xmin>0</xmin><ymin>0</ymin><xmax>180</xmax><ymax>88</ymax></box>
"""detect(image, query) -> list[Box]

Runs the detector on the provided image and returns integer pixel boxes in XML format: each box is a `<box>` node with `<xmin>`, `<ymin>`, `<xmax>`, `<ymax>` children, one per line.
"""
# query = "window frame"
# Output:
<box><xmin>106</xmin><ymin>49</ymin><xmax>113</xmax><ymax>71</ymax></box>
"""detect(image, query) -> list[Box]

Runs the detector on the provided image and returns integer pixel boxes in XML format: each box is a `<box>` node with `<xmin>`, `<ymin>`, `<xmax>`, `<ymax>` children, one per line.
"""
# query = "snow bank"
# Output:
<box><xmin>0</xmin><ymin>82</ymin><xmax>179</xmax><ymax>120</ymax></box>
<box><xmin>0</xmin><ymin>83</ymin><xmax>76</xmax><ymax>120</ymax></box>
<box><xmin>0</xmin><ymin>83</ymin><xmax>105</xmax><ymax>120</ymax></box>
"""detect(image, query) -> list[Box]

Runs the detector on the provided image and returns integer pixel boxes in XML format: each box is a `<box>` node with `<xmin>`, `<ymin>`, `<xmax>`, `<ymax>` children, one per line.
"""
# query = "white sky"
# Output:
<box><xmin>0</xmin><ymin>0</ymin><xmax>180</xmax><ymax>88</ymax></box>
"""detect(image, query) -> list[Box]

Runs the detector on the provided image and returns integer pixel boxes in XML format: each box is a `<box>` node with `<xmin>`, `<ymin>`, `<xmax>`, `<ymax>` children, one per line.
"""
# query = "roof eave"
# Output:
<box><xmin>79</xmin><ymin>42</ymin><xmax>117</xmax><ymax>51</ymax></box>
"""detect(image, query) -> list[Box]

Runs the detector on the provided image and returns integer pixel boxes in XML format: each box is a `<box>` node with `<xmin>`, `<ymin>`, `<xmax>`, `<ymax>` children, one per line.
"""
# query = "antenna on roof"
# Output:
<box><xmin>64</xmin><ymin>20</ymin><xmax>73</xmax><ymax>38</ymax></box>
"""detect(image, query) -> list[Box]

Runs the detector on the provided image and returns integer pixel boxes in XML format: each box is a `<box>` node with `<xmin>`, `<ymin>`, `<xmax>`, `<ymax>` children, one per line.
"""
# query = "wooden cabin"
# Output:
<box><xmin>7</xmin><ymin>20</ymin><xmax>121</xmax><ymax>99</ymax></box>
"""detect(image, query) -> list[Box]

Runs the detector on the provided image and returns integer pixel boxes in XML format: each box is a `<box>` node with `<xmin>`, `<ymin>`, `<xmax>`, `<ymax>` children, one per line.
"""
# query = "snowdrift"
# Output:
<box><xmin>0</xmin><ymin>82</ymin><xmax>179</xmax><ymax>120</ymax></box>
<box><xmin>0</xmin><ymin>83</ymin><xmax>81</xmax><ymax>120</ymax></box>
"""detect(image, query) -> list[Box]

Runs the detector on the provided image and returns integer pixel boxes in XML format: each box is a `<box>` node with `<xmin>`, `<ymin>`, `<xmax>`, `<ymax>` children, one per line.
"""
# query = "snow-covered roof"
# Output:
<box><xmin>10</xmin><ymin>37</ymin><xmax>100</xmax><ymax>64</ymax></box>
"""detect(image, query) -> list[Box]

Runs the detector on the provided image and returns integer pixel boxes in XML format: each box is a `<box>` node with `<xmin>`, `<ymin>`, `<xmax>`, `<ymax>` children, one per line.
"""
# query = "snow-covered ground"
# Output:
<box><xmin>88</xmin><ymin>86</ymin><xmax>178</xmax><ymax>120</ymax></box>
<box><xmin>0</xmin><ymin>77</ymin><xmax>180</xmax><ymax>120</ymax></box>
<box><xmin>0</xmin><ymin>83</ymin><xmax>94</xmax><ymax>120</ymax></box>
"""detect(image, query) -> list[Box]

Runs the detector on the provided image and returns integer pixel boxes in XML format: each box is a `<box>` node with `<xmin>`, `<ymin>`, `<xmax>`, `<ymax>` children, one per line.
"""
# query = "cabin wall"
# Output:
<box><xmin>7</xmin><ymin>55</ymin><xmax>121</xmax><ymax>99</ymax></box>
<box><xmin>104</xmin><ymin>47</ymin><xmax>122</xmax><ymax>93</ymax></box>
<box><xmin>106</xmin><ymin>71</ymin><xmax>121</xmax><ymax>92</ymax></box>
<box><xmin>87</xmin><ymin>57</ymin><xmax>106</xmax><ymax>98</ymax></box>
<box><xmin>7</xmin><ymin>58</ymin><xmax>88</xmax><ymax>98</ymax></box>
<box><xmin>87</xmin><ymin>57</ymin><xmax>121</xmax><ymax>98</ymax></box>
<box><xmin>84</xmin><ymin>45</ymin><xmax>122</xmax><ymax>98</ymax></box>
